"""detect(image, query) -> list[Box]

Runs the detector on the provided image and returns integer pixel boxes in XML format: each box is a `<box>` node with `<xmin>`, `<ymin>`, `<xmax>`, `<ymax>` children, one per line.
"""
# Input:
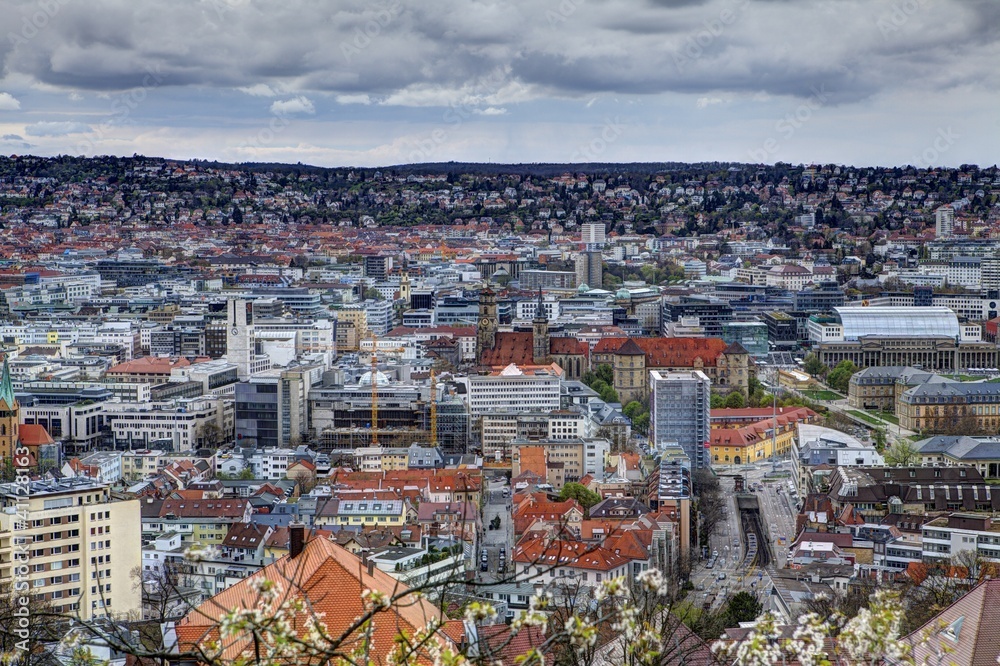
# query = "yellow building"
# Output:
<box><xmin>314</xmin><ymin>496</ymin><xmax>407</xmax><ymax>528</ymax></box>
<box><xmin>0</xmin><ymin>478</ymin><xmax>142</xmax><ymax>620</ymax></box>
<box><xmin>141</xmin><ymin>498</ymin><xmax>253</xmax><ymax>546</ymax></box>
<box><xmin>709</xmin><ymin>417</ymin><xmax>798</xmax><ymax>465</ymax></box>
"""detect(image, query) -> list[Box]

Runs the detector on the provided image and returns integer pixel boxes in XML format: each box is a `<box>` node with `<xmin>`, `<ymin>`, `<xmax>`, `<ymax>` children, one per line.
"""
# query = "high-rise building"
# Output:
<box><xmin>575</xmin><ymin>251</ymin><xmax>603</xmax><ymax>290</ymax></box>
<box><xmin>225</xmin><ymin>298</ymin><xmax>270</xmax><ymax>381</ymax></box>
<box><xmin>651</xmin><ymin>370</ymin><xmax>711</xmax><ymax>469</ymax></box>
<box><xmin>580</xmin><ymin>222</ymin><xmax>606</xmax><ymax>246</ymax></box>
<box><xmin>936</xmin><ymin>205</ymin><xmax>955</xmax><ymax>238</ymax></box>
<box><xmin>235</xmin><ymin>365</ymin><xmax>322</xmax><ymax>448</ymax></box>
<box><xmin>0</xmin><ymin>478</ymin><xmax>142</xmax><ymax>620</ymax></box>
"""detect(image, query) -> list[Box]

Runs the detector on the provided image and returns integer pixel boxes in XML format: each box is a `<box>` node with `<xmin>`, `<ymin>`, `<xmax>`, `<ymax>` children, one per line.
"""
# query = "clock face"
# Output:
<box><xmin>480</xmin><ymin>318</ymin><xmax>491</xmax><ymax>328</ymax></box>
<box><xmin>231</xmin><ymin>326</ymin><xmax>240</xmax><ymax>336</ymax></box>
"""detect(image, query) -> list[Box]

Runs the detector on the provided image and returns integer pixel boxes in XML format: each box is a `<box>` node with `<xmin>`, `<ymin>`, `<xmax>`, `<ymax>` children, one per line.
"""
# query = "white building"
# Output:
<box><xmin>103</xmin><ymin>396</ymin><xmax>232</xmax><ymax>452</ymax></box>
<box><xmin>935</xmin><ymin>205</ymin><xmax>955</xmax><ymax>238</ymax></box>
<box><xmin>650</xmin><ymin>370</ymin><xmax>710</xmax><ymax>469</ymax></box>
<box><xmin>465</xmin><ymin>364</ymin><xmax>562</xmax><ymax>416</ymax></box>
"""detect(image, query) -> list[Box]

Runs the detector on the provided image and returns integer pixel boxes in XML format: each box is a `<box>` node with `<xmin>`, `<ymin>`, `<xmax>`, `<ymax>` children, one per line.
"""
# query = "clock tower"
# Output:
<box><xmin>225</xmin><ymin>298</ymin><xmax>257</xmax><ymax>381</ymax></box>
<box><xmin>476</xmin><ymin>285</ymin><xmax>498</xmax><ymax>364</ymax></box>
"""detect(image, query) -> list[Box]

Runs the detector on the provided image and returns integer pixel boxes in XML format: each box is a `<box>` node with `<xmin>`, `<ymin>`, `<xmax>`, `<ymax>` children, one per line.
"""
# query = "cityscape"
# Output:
<box><xmin>2</xmin><ymin>1</ymin><xmax>1000</xmax><ymax>665</ymax></box>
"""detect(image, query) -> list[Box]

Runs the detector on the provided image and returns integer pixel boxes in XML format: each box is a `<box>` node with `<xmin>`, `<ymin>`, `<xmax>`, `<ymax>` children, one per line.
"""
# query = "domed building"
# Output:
<box><xmin>357</xmin><ymin>370</ymin><xmax>391</xmax><ymax>386</ymax></box>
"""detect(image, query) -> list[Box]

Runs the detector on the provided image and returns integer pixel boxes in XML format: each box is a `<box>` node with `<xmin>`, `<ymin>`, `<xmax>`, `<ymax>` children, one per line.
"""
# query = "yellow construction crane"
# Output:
<box><xmin>429</xmin><ymin>369</ymin><xmax>438</xmax><ymax>447</ymax></box>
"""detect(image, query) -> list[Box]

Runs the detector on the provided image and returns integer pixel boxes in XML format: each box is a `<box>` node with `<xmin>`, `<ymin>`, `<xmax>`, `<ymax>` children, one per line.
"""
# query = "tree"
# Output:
<box><xmin>724</xmin><ymin>591</ymin><xmax>763</xmax><ymax>626</ymax></box>
<box><xmin>623</xmin><ymin>401</ymin><xmax>644</xmax><ymax>420</ymax></box>
<box><xmin>826</xmin><ymin>360</ymin><xmax>858</xmax><ymax>393</ymax></box>
<box><xmin>710</xmin><ymin>393</ymin><xmax>726</xmax><ymax>409</ymax></box>
<box><xmin>724</xmin><ymin>391</ymin><xmax>746</xmax><ymax>409</ymax></box>
<box><xmin>558</xmin><ymin>482</ymin><xmax>602</xmax><ymax>509</ymax></box>
<box><xmin>803</xmin><ymin>353</ymin><xmax>827</xmax><ymax>377</ymax></box>
<box><xmin>884</xmin><ymin>439</ymin><xmax>919</xmax><ymax>466</ymax></box>
<box><xmin>632</xmin><ymin>412</ymin><xmax>650</xmax><ymax>435</ymax></box>
<box><xmin>363</xmin><ymin>287</ymin><xmax>382</xmax><ymax>301</ymax></box>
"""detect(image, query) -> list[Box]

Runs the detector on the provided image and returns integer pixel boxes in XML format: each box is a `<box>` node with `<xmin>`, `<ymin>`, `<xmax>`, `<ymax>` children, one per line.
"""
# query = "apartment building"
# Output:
<box><xmin>0</xmin><ymin>478</ymin><xmax>141</xmax><ymax>620</ymax></box>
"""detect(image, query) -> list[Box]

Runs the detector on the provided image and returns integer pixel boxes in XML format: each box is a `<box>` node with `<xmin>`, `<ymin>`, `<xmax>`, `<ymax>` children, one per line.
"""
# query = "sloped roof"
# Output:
<box><xmin>174</xmin><ymin>537</ymin><xmax>449</xmax><ymax>664</ymax></box>
<box><xmin>511</xmin><ymin>536</ymin><xmax>630</xmax><ymax>571</ymax></box>
<box><xmin>906</xmin><ymin>579</ymin><xmax>1000</xmax><ymax>666</ymax></box>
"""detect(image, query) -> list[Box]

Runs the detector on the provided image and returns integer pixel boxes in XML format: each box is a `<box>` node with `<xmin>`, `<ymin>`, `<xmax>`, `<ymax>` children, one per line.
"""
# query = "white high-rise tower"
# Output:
<box><xmin>226</xmin><ymin>298</ymin><xmax>269</xmax><ymax>380</ymax></box>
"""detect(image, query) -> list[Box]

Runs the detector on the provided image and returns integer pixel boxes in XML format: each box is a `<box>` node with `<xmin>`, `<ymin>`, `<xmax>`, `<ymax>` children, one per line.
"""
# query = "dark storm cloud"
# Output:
<box><xmin>0</xmin><ymin>0</ymin><xmax>997</xmax><ymax>104</ymax></box>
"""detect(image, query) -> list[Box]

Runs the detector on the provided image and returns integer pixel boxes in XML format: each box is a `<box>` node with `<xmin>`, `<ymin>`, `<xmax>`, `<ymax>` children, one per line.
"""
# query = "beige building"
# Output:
<box><xmin>0</xmin><ymin>478</ymin><xmax>142</xmax><ymax>620</ymax></box>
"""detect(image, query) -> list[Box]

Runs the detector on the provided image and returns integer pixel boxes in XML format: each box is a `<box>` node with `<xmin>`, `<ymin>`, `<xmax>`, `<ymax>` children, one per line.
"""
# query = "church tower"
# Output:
<box><xmin>399</xmin><ymin>272</ymin><xmax>411</xmax><ymax>306</ymax></box>
<box><xmin>532</xmin><ymin>290</ymin><xmax>550</xmax><ymax>365</ymax></box>
<box><xmin>476</xmin><ymin>285</ymin><xmax>498</xmax><ymax>364</ymax></box>
<box><xmin>0</xmin><ymin>356</ymin><xmax>19</xmax><ymax>461</ymax></box>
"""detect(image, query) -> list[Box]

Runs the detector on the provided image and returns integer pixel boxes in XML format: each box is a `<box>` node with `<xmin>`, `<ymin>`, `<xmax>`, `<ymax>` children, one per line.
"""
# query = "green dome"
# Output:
<box><xmin>577</xmin><ymin>283</ymin><xmax>590</xmax><ymax>293</ymax></box>
<box><xmin>616</xmin><ymin>287</ymin><xmax>631</xmax><ymax>300</ymax></box>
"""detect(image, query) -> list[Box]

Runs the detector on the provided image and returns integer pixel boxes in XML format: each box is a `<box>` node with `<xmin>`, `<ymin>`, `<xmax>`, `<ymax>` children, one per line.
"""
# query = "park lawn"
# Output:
<box><xmin>801</xmin><ymin>389</ymin><xmax>842</xmax><ymax>401</ymax></box>
<box><xmin>847</xmin><ymin>410</ymin><xmax>885</xmax><ymax>426</ymax></box>
<box><xmin>874</xmin><ymin>411</ymin><xmax>899</xmax><ymax>425</ymax></box>
<box><xmin>944</xmin><ymin>374</ymin><xmax>981</xmax><ymax>382</ymax></box>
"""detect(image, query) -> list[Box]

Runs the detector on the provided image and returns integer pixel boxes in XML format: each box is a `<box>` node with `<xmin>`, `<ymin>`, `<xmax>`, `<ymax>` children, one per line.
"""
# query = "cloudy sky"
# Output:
<box><xmin>1</xmin><ymin>0</ymin><xmax>998</xmax><ymax>168</ymax></box>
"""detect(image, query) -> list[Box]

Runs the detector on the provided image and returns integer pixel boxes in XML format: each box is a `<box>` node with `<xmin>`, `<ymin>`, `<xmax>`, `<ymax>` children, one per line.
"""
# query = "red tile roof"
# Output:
<box><xmin>512</xmin><ymin>536</ymin><xmax>629</xmax><ymax>571</ymax></box>
<box><xmin>594</xmin><ymin>337</ymin><xmax>735</xmax><ymax>367</ymax></box>
<box><xmin>174</xmin><ymin>537</ymin><xmax>449</xmax><ymax>664</ymax></box>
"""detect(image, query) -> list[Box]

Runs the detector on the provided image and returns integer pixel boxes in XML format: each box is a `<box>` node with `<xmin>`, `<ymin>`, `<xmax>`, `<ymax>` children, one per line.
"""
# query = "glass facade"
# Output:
<box><xmin>835</xmin><ymin>307</ymin><xmax>960</xmax><ymax>341</ymax></box>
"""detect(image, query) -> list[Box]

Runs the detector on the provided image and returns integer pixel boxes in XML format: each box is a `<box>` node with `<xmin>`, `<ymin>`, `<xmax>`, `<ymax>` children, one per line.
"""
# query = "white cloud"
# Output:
<box><xmin>335</xmin><ymin>94</ymin><xmax>372</xmax><ymax>105</ymax></box>
<box><xmin>270</xmin><ymin>96</ymin><xmax>315</xmax><ymax>115</ymax></box>
<box><xmin>239</xmin><ymin>84</ymin><xmax>279</xmax><ymax>97</ymax></box>
<box><xmin>24</xmin><ymin>121</ymin><xmax>92</xmax><ymax>136</ymax></box>
<box><xmin>0</xmin><ymin>93</ymin><xmax>21</xmax><ymax>111</ymax></box>
<box><xmin>696</xmin><ymin>97</ymin><xmax>725</xmax><ymax>109</ymax></box>
<box><xmin>68</xmin><ymin>92</ymin><xmax>83</xmax><ymax>102</ymax></box>
<box><xmin>474</xmin><ymin>106</ymin><xmax>507</xmax><ymax>115</ymax></box>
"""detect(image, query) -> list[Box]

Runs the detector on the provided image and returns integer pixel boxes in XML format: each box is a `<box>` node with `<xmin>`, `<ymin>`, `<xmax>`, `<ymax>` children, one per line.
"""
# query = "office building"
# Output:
<box><xmin>235</xmin><ymin>365</ymin><xmax>322</xmax><ymax>448</ymax></box>
<box><xmin>465</xmin><ymin>364</ymin><xmax>562</xmax><ymax>416</ymax></box>
<box><xmin>574</xmin><ymin>251</ymin><xmax>603</xmax><ymax>290</ymax></box>
<box><xmin>661</xmin><ymin>295</ymin><xmax>733</xmax><ymax>339</ymax></box>
<box><xmin>650</xmin><ymin>370</ymin><xmax>710</xmax><ymax>469</ymax></box>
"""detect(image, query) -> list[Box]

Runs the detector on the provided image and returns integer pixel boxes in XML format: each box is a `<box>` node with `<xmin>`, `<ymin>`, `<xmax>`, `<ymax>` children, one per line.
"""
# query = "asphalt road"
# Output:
<box><xmin>479</xmin><ymin>478</ymin><xmax>513</xmax><ymax>582</ymax></box>
<box><xmin>741</xmin><ymin>464</ymin><xmax>799</xmax><ymax>570</ymax></box>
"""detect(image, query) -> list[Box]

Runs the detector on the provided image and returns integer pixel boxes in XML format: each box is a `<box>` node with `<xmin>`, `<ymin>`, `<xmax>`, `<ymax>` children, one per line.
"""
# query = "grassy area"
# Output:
<box><xmin>943</xmin><ymin>374</ymin><xmax>982</xmax><ymax>382</ymax></box>
<box><xmin>872</xmin><ymin>411</ymin><xmax>899</xmax><ymax>425</ymax></box>
<box><xmin>847</xmin><ymin>410</ymin><xmax>885</xmax><ymax>426</ymax></box>
<box><xmin>801</xmin><ymin>389</ymin><xmax>843</xmax><ymax>401</ymax></box>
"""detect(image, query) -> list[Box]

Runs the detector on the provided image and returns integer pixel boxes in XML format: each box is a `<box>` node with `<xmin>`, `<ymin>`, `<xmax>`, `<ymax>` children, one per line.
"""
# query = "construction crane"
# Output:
<box><xmin>370</xmin><ymin>332</ymin><xmax>379</xmax><ymax>447</ymax></box>
<box><xmin>429</xmin><ymin>369</ymin><xmax>438</xmax><ymax>447</ymax></box>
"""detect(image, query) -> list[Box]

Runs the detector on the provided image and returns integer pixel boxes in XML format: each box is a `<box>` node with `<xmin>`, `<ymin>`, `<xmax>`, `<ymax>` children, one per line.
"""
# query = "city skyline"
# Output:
<box><xmin>0</xmin><ymin>0</ymin><xmax>998</xmax><ymax>168</ymax></box>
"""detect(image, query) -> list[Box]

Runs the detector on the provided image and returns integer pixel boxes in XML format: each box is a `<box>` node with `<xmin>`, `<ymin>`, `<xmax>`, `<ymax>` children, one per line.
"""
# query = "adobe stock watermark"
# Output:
<box><xmin>748</xmin><ymin>84</ymin><xmax>830</xmax><ymax>163</ymax></box>
<box><xmin>9</xmin><ymin>441</ymin><xmax>34</xmax><ymax>657</ymax></box>
<box><xmin>73</xmin><ymin>66</ymin><xmax>166</xmax><ymax>155</ymax></box>
<box><xmin>876</xmin><ymin>0</ymin><xmax>927</xmax><ymax>38</ymax></box>
<box><xmin>910</xmin><ymin>127</ymin><xmax>959</xmax><ymax>168</ymax></box>
<box><xmin>236</xmin><ymin>106</ymin><xmax>298</xmax><ymax>159</ymax></box>
<box><xmin>406</xmin><ymin>68</ymin><xmax>527</xmax><ymax>163</ymax></box>
<box><xmin>341</xmin><ymin>1</ymin><xmax>403</xmax><ymax>63</ymax></box>
<box><xmin>673</xmin><ymin>0</ymin><xmax>751</xmax><ymax>73</ymax></box>
<box><xmin>571</xmin><ymin>117</ymin><xmax>624</xmax><ymax>162</ymax></box>
<box><xmin>546</xmin><ymin>0</ymin><xmax>584</xmax><ymax>26</ymax></box>
<box><xmin>7</xmin><ymin>0</ymin><xmax>72</xmax><ymax>46</ymax></box>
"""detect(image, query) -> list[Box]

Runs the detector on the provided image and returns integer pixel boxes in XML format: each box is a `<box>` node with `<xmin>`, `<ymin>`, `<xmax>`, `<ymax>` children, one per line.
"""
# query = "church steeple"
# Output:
<box><xmin>0</xmin><ymin>355</ymin><xmax>19</xmax><ymax>461</ymax></box>
<box><xmin>0</xmin><ymin>355</ymin><xmax>15</xmax><ymax>409</ymax></box>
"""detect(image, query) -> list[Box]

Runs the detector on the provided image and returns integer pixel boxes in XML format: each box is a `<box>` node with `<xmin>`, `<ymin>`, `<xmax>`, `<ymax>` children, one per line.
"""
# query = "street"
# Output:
<box><xmin>739</xmin><ymin>463</ymin><xmax>799</xmax><ymax>570</ymax></box>
<box><xmin>479</xmin><ymin>477</ymin><xmax>513</xmax><ymax>582</ymax></box>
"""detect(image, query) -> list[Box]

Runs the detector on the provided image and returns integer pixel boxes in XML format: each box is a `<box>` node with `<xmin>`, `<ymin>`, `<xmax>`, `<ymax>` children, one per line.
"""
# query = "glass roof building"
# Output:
<box><xmin>833</xmin><ymin>306</ymin><xmax>961</xmax><ymax>341</ymax></box>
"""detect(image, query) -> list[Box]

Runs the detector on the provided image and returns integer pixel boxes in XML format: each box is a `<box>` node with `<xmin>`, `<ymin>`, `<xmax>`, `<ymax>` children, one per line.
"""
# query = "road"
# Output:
<box><xmin>479</xmin><ymin>478</ymin><xmax>513</xmax><ymax>582</ymax></box>
<box><xmin>690</xmin><ymin>475</ymin><xmax>743</xmax><ymax>610</ymax></box>
<box><xmin>740</xmin><ymin>463</ymin><xmax>799</xmax><ymax>570</ymax></box>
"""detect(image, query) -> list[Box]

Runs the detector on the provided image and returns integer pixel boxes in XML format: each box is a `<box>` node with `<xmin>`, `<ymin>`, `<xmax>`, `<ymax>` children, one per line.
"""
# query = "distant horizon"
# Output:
<box><xmin>4</xmin><ymin>153</ymin><xmax>997</xmax><ymax>173</ymax></box>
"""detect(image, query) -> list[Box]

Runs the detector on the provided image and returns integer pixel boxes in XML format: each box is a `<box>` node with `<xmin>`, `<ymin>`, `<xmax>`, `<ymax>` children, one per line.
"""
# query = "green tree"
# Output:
<box><xmin>724</xmin><ymin>591</ymin><xmax>763</xmax><ymax>626</ymax></box>
<box><xmin>623</xmin><ymin>400</ymin><xmax>644</xmax><ymax>420</ymax></box>
<box><xmin>884</xmin><ymin>439</ymin><xmax>919</xmax><ymax>466</ymax></box>
<box><xmin>710</xmin><ymin>393</ymin><xmax>727</xmax><ymax>409</ymax></box>
<box><xmin>826</xmin><ymin>359</ymin><xmax>858</xmax><ymax>393</ymax></box>
<box><xmin>632</xmin><ymin>412</ymin><xmax>650</xmax><ymax>435</ymax></box>
<box><xmin>599</xmin><ymin>386</ymin><xmax>620</xmax><ymax>404</ymax></box>
<box><xmin>803</xmin><ymin>352</ymin><xmax>827</xmax><ymax>377</ymax></box>
<box><xmin>363</xmin><ymin>287</ymin><xmax>383</xmax><ymax>301</ymax></box>
<box><xmin>558</xmin><ymin>482</ymin><xmax>602</xmax><ymax>509</ymax></box>
<box><xmin>724</xmin><ymin>391</ymin><xmax>746</xmax><ymax>409</ymax></box>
